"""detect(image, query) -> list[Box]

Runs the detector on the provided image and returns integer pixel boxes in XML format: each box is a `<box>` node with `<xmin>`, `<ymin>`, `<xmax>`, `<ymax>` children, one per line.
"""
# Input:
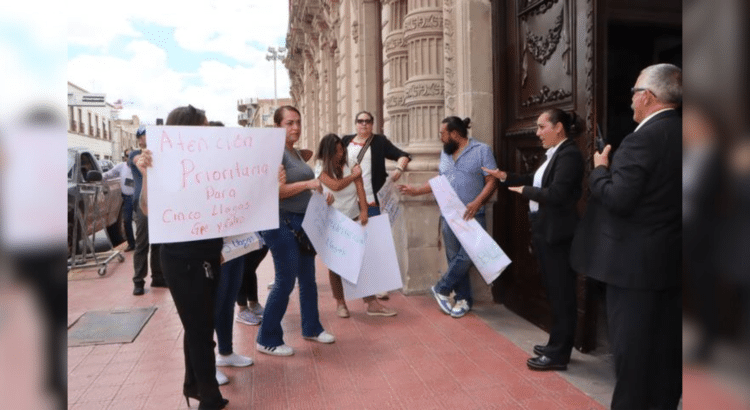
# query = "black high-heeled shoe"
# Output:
<box><xmin>184</xmin><ymin>392</ymin><xmax>200</xmax><ymax>407</ymax></box>
<box><xmin>198</xmin><ymin>397</ymin><xmax>228</xmax><ymax>410</ymax></box>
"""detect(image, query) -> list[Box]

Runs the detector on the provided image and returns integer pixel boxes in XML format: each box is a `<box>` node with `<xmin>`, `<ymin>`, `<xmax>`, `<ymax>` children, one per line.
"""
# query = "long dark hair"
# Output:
<box><xmin>166</xmin><ymin>104</ymin><xmax>207</xmax><ymax>126</ymax></box>
<box><xmin>542</xmin><ymin>109</ymin><xmax>581</xmax><ymax>138</ymax></box>
<box><xmin>273</xmin><ymin>105</ymin><xmax>301</xmax><ymax>126</ymax></box>
<box><xmin>316</xmin><ymin>133</ymin><xmax>347</xmax><ymax>179</ymax></box>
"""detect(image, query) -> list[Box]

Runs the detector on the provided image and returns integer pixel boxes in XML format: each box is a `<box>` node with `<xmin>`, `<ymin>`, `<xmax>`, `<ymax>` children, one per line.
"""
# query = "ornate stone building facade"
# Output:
<box><xmin>285</xmin><ymin>0</ymin><xmax>682</xmax><ymax>351</ymax></box>
<box><xmin>285</xmin><ymin>0</ymin><xmax>495</xmax><ymax>300</ymax></box>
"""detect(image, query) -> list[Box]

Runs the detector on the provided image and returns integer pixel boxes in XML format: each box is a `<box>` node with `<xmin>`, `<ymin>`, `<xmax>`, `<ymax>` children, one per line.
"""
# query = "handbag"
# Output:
<box><xmin>283</xmin><ymin>217</ymin><xmax>316</xmax><ymax>255</ymax></box>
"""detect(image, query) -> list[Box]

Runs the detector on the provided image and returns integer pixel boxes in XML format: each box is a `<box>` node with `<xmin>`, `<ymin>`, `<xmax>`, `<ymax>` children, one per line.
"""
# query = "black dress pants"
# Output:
<box><xmin>530</xmin><ymin>220</ymin><xmax>577</xmax><ymax>363</ymax></box>
<box><xmin>133</xmin><ymin>207</ymin><xmax>163</xmax><ymax>286</ymax></box>
<box><xmin>607</xmin><ymin>284</ymin><xmax>681</xmax><ymax>410</ymax></box>
<box><xmin>161</xmin><ymin>253</ymin><xmax>224</xmax><ymax>406</ymax></box>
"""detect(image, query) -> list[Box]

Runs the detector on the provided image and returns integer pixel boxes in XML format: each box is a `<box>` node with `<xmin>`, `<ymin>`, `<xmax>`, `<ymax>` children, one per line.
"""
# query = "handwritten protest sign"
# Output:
<box><xmin>342</xmin><ymin>214</ymin><xmax>403</xmax><ymax>299</ymax></box>
<box><xmin>221</xmin><ymin>232</ymin><xmax>262</xmax><ymax>262</ymax></box>
<box><xmin>146</xmin><ymin>126</ymin><xmax>284</xmax><ymax>243</ymax></box>
<box><xmin>376</xmin><ymin>178</ymin><xmax>402</xmax><ymax>226</ymax></box>
<box><xmin>429</xmin><ymin>175</ymin><xmax>511</xmax><ymax>284</ymax></box>
<box><xmin>302</xmin><ymin>192</ymin><xmax>366</xmax><ymax>284</ymax></box>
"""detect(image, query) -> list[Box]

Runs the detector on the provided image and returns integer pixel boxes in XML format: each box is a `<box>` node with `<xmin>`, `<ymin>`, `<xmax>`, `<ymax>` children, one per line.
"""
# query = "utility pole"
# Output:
<box><xmin>265</xmin><ymin>46</ymin><xmax>287</xmax><ymax>110</ymax></box>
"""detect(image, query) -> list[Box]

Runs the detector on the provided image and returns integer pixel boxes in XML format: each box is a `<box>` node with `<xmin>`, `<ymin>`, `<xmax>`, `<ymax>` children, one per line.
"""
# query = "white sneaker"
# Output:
<box><xmin>250</xmin><ymin>303</ymin><xmax>264</xmax><ymax>317</ymax></box>
<box><xmin>215</xmin><ymin>352</ymin><xmax>253</xmax><ymax>367</ymax></box>
<box><xmin>256</xmin><ymin>342</ymin><xmax>294</xmax><ymax>356</ymax></box>
<box><xmin>216</xmin><ymin>369</ymin><xmax>229</xmax><ymax>385</ymax></box>
<box><xmin>303</xmin><ymin>330</ymin><xmax>335</xmax><ymax>344</ymax></box>
<box><xmin>450</xmin><ymin>299</ymin><xmax>470</xmax><ymax>318</ymax></box>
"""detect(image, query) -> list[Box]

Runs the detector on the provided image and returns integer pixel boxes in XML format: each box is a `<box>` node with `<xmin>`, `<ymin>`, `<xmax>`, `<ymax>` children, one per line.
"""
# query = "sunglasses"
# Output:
<box><xmin>356</xmin><ymin>119</ymin><xmax>373</xmax><ymax>124</ymax></box>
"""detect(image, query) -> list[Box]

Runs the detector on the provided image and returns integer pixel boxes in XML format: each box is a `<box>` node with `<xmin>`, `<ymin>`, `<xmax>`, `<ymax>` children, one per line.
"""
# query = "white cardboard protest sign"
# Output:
<box><xmin>146</xmin><ymin>126</ymin><xmax>284</xmax><ymax>243</ymax></box>
<box><xmin>376</xmin><ymin>178</ymin><xmax>402</xmax><ymax>226</ymax></box>
<box><xmin>342</xmin><ymin>214</ymin><xmax>403</xmax><ymax>299</ymax></box>
<box><xmin>429</xmin><ymin>175</ymin><xmax>511</xmax><ymax>284</ymax></box>
<box><xmin>221</xmin><ymin>232</ymin><xmax>262</xmax><ymax>262</ymax></box>
<box><xmin>302</xmin><ymin>192</ymin><xmax>366</xmax><ymax>284</ymax></box>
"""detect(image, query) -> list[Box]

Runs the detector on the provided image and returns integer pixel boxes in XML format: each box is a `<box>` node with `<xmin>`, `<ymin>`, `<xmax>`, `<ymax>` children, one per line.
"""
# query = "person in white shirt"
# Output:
<box><xmin>317</xmin><ymin>133</ymin><xmax>397</xmax><ymax>317</ymax></box>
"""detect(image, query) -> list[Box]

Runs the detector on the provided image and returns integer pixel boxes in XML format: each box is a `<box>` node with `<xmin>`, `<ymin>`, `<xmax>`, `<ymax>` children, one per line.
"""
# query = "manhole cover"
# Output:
<box><xmin>68</xmin><ymin>306</ymin><xmax>157</xmax><ymax>346</ymax></box>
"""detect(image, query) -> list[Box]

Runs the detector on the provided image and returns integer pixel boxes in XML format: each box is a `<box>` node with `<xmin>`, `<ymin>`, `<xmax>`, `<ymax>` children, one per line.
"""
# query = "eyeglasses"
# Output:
<box><xmin>356</xmin><ymin>119</ymin><xmax>373</xmax><ymax>124</ymax></box>
<box><xmin>630</xmin><ymin>87</ymin><xmax>651</xmax><ymax>96</ymax></box>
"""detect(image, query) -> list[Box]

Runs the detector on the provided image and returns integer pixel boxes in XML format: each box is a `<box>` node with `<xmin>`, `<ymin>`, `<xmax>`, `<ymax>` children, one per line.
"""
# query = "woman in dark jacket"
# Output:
<box><xmin>484</xmin><ymin>109</ymin><xmax>584</xmax><ymax>372</ymax></box>
<box><xmin>135</xmin><ymin>105</ymin><xmax>228</xmax><ymax>409</ymax></box>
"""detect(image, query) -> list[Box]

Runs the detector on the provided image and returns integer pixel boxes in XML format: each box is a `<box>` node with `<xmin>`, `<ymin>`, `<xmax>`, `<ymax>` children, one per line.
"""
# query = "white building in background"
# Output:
<box><xmin>67</xmin><ymin>82</ymin><xmax>139</xmax><ymax>161</ymax></box>
<box><xmin>237</xmin><ymin>97</ymin><xmax>292</xmax><ymax>127</ymax></box>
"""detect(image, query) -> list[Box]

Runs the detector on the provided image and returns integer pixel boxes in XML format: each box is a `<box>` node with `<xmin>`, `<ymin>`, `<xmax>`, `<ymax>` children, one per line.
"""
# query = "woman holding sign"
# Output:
<box><xmin>482</xmin><ymin>109</ymin><xmax>584</xmax><ymax>371</ymax></box>
<box><xmin>317</xmin><ymin>133</ymin><xmax>398</xmax><ymax>318</ymax></box>
<box><xmin>256</xmin><ymin>105</ymin><xmax>336</xmax><ymax>357</ymax></box>
<box><xmin>342</xmin><ymin>110</ymin><xmax>411</xmax><ymax>300</ymax></box>
<box><xmin>135</xmin><ymin>105</ymin><xmax>228</xmax><ymax>409</ymax></box>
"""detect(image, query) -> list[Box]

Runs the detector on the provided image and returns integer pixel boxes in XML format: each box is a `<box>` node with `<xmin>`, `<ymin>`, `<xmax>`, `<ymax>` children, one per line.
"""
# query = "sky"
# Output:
<box><xmin>67</xmin><ymin>0</ymin><xmax>292</xmax><ymax>127</ymax></box>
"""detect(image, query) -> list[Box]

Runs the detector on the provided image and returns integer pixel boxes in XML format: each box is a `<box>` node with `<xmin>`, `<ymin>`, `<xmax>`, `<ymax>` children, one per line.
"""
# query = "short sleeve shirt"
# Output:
<box><xmin>438</xmin><ymin>138</ymin><xmax>497</xmax><ymax>215</ymax></box>
<box><xmin>280</xmin><ymin>148</ymin><xmax>315</xmax><ymax>214</ymax></box>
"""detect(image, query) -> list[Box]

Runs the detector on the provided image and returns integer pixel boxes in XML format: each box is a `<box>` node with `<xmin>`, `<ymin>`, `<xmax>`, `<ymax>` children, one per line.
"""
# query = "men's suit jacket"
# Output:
<box><xmin>582</xmin><ymin>110</ymin><xmax>681</xmax><ymax>290</ymax></box>
<box><xmin>506</xmin><ymin>138</ymin><xmax>584</xmax><ymax>244</ymax></box>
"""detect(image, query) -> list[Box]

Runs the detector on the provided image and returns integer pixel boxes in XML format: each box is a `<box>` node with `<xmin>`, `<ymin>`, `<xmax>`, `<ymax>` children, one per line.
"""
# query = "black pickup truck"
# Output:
<box><xmin>67</xmin><ymin>147</ymin><xmax>126</xmax><ymax>255</ymax></box>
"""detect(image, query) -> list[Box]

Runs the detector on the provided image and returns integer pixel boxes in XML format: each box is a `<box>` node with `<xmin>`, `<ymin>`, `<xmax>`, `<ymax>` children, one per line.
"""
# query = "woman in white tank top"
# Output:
<box><xmin>316</xmin><ymin>134</ymin><xmax>397</xmax><ymax>318</ymax></box>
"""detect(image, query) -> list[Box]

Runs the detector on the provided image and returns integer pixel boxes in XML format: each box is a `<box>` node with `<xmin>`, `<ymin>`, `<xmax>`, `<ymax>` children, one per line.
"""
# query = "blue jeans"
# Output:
<box><xmin>214</xmin><ymin>256</ymin><xmax>244</xmax><ymax>355</ymax></box>
<box><xmin>257</xmin><ymin>211</ymin><xmax>324</xmax><ymax>347</ymax></box>
<box><xmin>122</xmin><ymin>194</ymin><xmax>135</xmax><ymax>248</ymax></box>
<box><xmin>435</xmin><ymin>214</ymin><xmax>485</xmax><ymax>306</ymax></box>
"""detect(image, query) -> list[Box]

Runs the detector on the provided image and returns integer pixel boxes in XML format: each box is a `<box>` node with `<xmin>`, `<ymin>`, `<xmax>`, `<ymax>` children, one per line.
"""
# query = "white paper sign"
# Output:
<box><xmin>342</xmin><ymin>214</ymin><xmax>404</xmax><ymax>299</ymax></box>
<box><xmin>429</xmin><ymin>175</ymin><xmax>511</xmax><ymax>284</ymax></box>
<box><xmin>221</xmin><ymin>232</ymin><xmax>262</xmax><ymax>262</ymax></box>
<box><xmin>376</xmin><ymin>178</ymin><xmax>402</xmax><ymax>226</ymax></box>
<box><xmin>2</xmin><ymin>126</ymin><xmax>67</xmax><ymax>250</ymax></box>
<box><xmin>146</xmin><ymin>126</ymin><xmax>284</xmax><ymax>243</ymax></box>
<box><xmin>302</xmin><ymin>192</ymin><xmax>366</xmax><ymax>284</ymax></box>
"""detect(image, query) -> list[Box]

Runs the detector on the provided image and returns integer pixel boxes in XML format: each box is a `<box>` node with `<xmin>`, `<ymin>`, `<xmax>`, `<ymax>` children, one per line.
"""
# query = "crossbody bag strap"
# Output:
<box><xmin>356</xmin><ymin>135</ymin><xmax>374</xmax><ymax>164</ymax></box>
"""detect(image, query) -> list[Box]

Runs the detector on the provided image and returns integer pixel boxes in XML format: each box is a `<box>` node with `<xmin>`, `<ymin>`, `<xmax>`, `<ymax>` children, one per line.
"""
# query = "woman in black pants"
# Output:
<box><xmin>135</xmin><ymin>105</ymin><xmax>227</xmax><ymax>410</ymax></box>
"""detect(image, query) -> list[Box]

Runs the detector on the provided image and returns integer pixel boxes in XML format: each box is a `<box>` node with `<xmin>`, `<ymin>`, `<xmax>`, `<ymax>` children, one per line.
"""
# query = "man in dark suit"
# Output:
<box><xmin>576</xmin><ymin>63</ymin><xmax>682</xmax><ymax>409</ymax></box>
<box><xmin>484</xmin><ymin>109</ymin><xmax>584</xmax><ymax>371</ymax></box>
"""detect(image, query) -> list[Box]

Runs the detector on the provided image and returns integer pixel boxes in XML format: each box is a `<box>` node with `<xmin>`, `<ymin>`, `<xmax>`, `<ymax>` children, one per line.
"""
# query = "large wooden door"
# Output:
<box><xmin>490</xmin><ymin>0</ymin><xmax>681</xmax><ymax>352</ymax></box>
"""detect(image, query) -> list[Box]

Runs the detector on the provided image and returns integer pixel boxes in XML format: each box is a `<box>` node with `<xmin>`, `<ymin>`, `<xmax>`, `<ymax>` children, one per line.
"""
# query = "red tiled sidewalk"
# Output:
<box><xmin>68</xmin><ymin>247</ymin><xmax>604</xmax><ymax>410</ymax></box>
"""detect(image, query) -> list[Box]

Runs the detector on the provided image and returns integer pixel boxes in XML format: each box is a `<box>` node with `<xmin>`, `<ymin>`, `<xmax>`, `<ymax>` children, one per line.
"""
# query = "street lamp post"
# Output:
<box><xmin>266</xmin><ymin>46</ymin><xmax>287</xmax><ymax>111</ymax></box>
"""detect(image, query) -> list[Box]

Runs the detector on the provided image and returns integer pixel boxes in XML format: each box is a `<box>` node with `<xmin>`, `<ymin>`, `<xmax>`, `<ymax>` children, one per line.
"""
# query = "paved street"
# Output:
<box><xmin>68</xmin><ymin>243</ymin><xmax>612</xmax><ymax>410</ymax></box>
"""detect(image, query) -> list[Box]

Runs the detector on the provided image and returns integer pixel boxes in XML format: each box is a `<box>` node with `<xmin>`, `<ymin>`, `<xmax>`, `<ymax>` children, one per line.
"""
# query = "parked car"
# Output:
<box><xmin>68</xmin><ymin>147</ymin><xmax>125</xmax><ymax>256</ymax></box>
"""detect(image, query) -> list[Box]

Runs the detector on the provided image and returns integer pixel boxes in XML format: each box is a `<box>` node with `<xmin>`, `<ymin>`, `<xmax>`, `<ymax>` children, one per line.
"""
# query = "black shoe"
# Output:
<box><xmin>527</xmin><ymin>355</ymin><xmax>567</xmax><ymax>371</ymax></box>
<box><xmin>533</xmin><ymin>344</ymin><xmax>548</xmax><ymax>356</ymax></box>
<box><xmin>151</xmin><ymin>280</ymin><xmax>168</xmax><ymax>288</ymax></box>
<box><xmin>133</xmin><ymin>286</ymin><xmax>145</xmax><ymax>296</ymax></box>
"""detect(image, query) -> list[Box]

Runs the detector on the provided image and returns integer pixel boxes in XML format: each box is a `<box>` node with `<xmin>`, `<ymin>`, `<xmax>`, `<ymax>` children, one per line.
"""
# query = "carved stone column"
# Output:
<box><xmin>383</xmin><ymin>0</ymin><xmax>409</xmax><ymax>145</ymax></box>
<box><xmin>357</xmin><ymin>0</ymin><xmax>384</xmax><ymax>127</ymax></box>
<box><xmin>393</xmin><ymin>0</ymin><xmax>448</xmax><ymax>294</ymax></box>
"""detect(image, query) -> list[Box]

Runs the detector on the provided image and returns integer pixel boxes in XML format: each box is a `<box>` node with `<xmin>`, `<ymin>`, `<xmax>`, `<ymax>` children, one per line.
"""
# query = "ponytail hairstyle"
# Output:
<box><xmin>316</xmin><ymin>133</ymin><xmax>347</xmax><ymax>179</ymax></box>
<box><xmin>542</xmin><ymin>109</ymin><xmax>582</xmax><ymax>138</ymax></box>
<box><xmin>442</xmin><ymin>116</ymin><xmax>471</xmax><ymax>138</ymax></box>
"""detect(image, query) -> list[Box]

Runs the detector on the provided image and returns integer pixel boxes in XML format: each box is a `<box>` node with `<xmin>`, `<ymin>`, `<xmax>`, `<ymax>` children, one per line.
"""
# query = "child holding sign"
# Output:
<box><xmin>317</xmin><ymin>133</ymin><xmax>397</xmax><ymax>317</ymax></box>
